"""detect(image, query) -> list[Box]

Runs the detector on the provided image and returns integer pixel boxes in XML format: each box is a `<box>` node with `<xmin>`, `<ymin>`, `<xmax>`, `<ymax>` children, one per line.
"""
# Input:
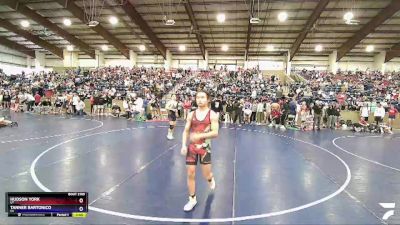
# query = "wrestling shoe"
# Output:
<box><xmin>209</xmin><ymin>177</ymin><xmax>216</xmax><ymax>191</ymax></box>
<box><xmin>183</xmin><ymin>196</ymin><xmax>197</xmax><ymax>212</ymax></box>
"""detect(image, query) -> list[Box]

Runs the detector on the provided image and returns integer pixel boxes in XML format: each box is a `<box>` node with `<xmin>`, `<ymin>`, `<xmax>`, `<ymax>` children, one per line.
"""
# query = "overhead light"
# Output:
<box><xmin>67</xmin><ymin>45</ymin><xmax>74</xmax><ymax>51</ymax></box>
<box><xmin>250</xmin><ymin>17</ymin><xmax>261</xmax><ymax>24</ymax></box>
<box><xmin>164</xmin><ymin>19</ymin><xmax>175</xmax><ymax>26</ymax></box>
<box><xmin>63</xmin><ymin>18</ymin><xmax>72</xmax><ymax>26</ymax></box>
<box><xmin>20</xmin><ymin>20</ymin><xmax>30</xmax><ymax>28</ymax></box>
<box><xmin>109</xmin><ymin>16</ymin><xmax>118</xmax><ymax>25</ymax></box>
<box><xmin>179</xmin><ymin>45</ymin><xmax>186</xmax><ymax>51</ymax></box>
<box><xmin>221</xmin><ymin>44</ymin><xmax>229</xmax><ymax>51</ymax></box>
<box><xmin>88</xmin><ymin>21</ymin><xmax>99</xmax><ymax>27</ymax></box>
<box><xmin>101</xmin><ymin>45</ymin><xmax>109</xmax><ymax>51</ymax></box>
<box><xmin>277</xmin><ymin>12</ymin><xmax>288</xmax><ymax>22</ymax></box>
<box><xmin>139</xmin><ymin>45</ymin><xmax>146</xmax><ymax>51</ymax></box>
<box><xmin>163</xmin><ymin>16</ymin><xmax>175</xmax><ymax>26</ymax></box>
<box><xmin>315</xmin><ymin>44</ymin><xmax>323</xmax><ymax>52</ymax></box>
<box><xmin>366</xmin><ymin>45</ymin><xmax>374</xmax><ymax>52</ymax></box>
<box><xmin>343</xmin><ymin>11</ymin><xmax>354</xmax><ymax>21</ymax></box>
<box><xmin>217</xmin><ymin>13</ymin><xmax>225</xmax><ymax>23</ymax></box>
<box><xmin>266</xmin><ymin>44</ymin><xmax>274</xmax><ymax>51</ymax></box>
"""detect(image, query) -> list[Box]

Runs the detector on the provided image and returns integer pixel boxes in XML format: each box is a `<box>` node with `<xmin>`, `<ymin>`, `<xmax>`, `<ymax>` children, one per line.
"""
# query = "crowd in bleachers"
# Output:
<box><xmin>297</xmin><ymin>69</ymin><xmax>400</xmax><ymax>111</ymax></box>
<box><xmin>1</xmin><ymin>65</ymin><xmax>399</xmax><ymax>133</ymax></box>
<box><xmin>0</xmin><ymin>66</ymin><xmax>187</xmax><ymax>120</ymax></box>
<box><xmin>170</xmin><ymin>67</ymin><xmax>399</xmax><ymax>133</ymax></box>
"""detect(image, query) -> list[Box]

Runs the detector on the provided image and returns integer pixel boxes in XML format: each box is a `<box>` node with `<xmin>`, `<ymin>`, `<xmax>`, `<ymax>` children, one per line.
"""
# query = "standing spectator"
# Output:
<box><xmin>123</xmin><ymin>98</ymin><xmax>130</xmax><ymax>119</ymax></box>
<box><xmin>264</xmin><ymin>100</ymin><xmax>271</xmax><ymax>124</ymax></box>
<box><xmin>280</xmin><ymin>98</ymin><xmax>290</xmax><ymax>130</ymax></box>
<box><xmin>151</xmin><ymin>97</ymin><xmax>160</xmax><ymax>119</ymax></box>
<box><xmin>106</xmin><ymin>94</ymin><xmax>113</xmax><ymax>116</ymax></box>
<box><xmin>225</xmin><ymin>99</ymin><xmax>233</xmax><ymax>123</ymax></box>
<box><xmin>177</xmin><ymin>99</ymin><xmax>183</xmax><ymax>118</ymax></box>
<box><xmin>232</xmin><ymin>99</ymin><xmax>241</xmax><ymax>124</ymax></box>
<box><xmin>183</xmin><ymin>96</ymin><xmax>192</xmax><ymax>120</ymax></box>
<box><xmin>360</xmin><ymin>103</ymin><xmax>370</xmax><ymax>122</ymax></box>
<box><xmin>25</xmin><ymin>92</ymin><xmax>35</xmax><ymax>112</ymax></box>
<box><xmin>243</xmin><ymin>99</ymin><xmax>252</xmax><ymax>124</ymax></box>
<box><xmin>211</xmin><ymin>95</ymin><xmax>223</xmax><ymax>121</ymax></box>
<box><xmin>327</xmin><ymin>104</ymin><xmax>337</xmax><ymax>129</ymax></box>
<box><xmin>54</xmin><ymin>94</ymin><xmax>64</xmax><ymax>115</ymax></box>
<box><xmin>299</xmin><ymin>102</ymin><xmax>309</xmax><ymax>129</ymax></box>
<box><xmin>256</xmin><ymin>100</ymin><xmax>264</xmax><ymax>125</ymax></box>
<box><xmin>333</xmin><ymin>104</ymin><xmax>341</xmax><ymax>129</ymax></box>
<box><xmin>251</xmin><ymin>100</ymin><xmax>257</xmax><ymax>123</ymax></box>
<box><xmin>134</xmin><ymin>95</ymin><xmax>144</xmax><ymax>118</ymax></box>
<box><xmin>34</xmin><ymin>92</ymin><xmax>41</xmax><ymax>107</ymax></box>
<box><xmin>89</xmin><ymin>95</ymin><xmax>95</xmax><ymax>115</ymax></box>
<box><xmin>0</xmin><ymin>90</ymin><xmax>3</xmax><ymax>109</ymax></box>
<box><xmin>98</xmin><ymin>94</ymin><xmax>105</xmax><ymax>116</ymax></box>
<box><xmin>322</xmin><ymin>103</ymin><xmax>329</xmax><ymax>128</ymax></box>
<box><xmin>76</xmin><ymin>99</ymin><xmax>85</xmax><ymax>116</ymax></box>
<box><xmin>72</xmin><ymin>93</ymin><xmax>80</xmax><ymax>114</ymax></box>
<box><xmin>312</xmin><ymin>101</ymin><xmax>323</xmax><ymax>131</ymax></box>
<box><xmin>374</xmin><ymin>103</ymin><xmax>385</xmax><ymax>126</ymax></box>
<box><xmin>93</xmin><ymin>94</ymin><xmax>100</xmax><ymax>116</ymax></box>
<box><xmin>387</xmin><ymin>104</ymin><xmax>398</xmax><ymax>130</ymax></box>
<box><xmin>3</xmin><ymin>91</ymin><xmax>11</xmax><ymax>109</ymax></box>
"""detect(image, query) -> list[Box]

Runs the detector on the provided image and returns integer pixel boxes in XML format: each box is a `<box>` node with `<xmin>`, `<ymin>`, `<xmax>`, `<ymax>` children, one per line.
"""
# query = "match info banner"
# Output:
<box><xmin>6</xmin><ymin>192</ymin><xmax>88</xmax><ymax>217</ymax></box>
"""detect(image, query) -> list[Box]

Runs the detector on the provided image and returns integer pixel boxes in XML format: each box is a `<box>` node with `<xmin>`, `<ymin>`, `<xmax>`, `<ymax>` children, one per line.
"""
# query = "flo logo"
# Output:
<box><xmin>380</xmin><ymin>203</ymin><xmax>395</xmax><ymax>220</ymax></box>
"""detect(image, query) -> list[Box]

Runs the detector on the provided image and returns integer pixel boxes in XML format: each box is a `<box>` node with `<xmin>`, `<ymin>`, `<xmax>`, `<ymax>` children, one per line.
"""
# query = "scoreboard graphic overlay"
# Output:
<box><xmin>6</xmin><ymin>192</ymin><xmax>88</xmax><ymax>217</ymax></box>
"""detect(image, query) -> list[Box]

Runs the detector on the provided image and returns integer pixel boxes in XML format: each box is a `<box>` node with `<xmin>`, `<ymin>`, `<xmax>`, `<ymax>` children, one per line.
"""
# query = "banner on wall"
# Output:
<box><xmin>179</xmin><ymin>64</ymin><xmax>198</xmax><ymax>70</ymax></box>
<box><xmin>246</xmin><ymin>61</ymin><xmax>284</xmax><ymax>70</ymax></box>
<box><xmin>0</xmin><ymin>63</ymin><xmax>52</xmax><ymax>75</ymax></box>
<box><xmin>215</xmin><ymin>64</ymin><xmax>237</xmax><ymax>70</ymax></box>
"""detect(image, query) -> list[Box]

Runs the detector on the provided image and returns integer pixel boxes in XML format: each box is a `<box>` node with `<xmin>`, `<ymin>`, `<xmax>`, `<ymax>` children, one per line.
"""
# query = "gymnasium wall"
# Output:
<box><xmin>0</xmin><ymin>45</ymin><xmax>28</xmax><ymax>68</ymax></box>
<box><xmin>1</xmin><ymin>44</ymin><xmax>400</xmax><ymax>73</ymax></box>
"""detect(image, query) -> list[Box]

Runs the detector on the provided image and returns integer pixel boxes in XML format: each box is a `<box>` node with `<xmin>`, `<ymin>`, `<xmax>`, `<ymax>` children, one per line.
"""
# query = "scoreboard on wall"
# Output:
<box><xmin>6</xmin><ymin>192</ymin><xmax>88</xmax><ymax>217</ymax></box>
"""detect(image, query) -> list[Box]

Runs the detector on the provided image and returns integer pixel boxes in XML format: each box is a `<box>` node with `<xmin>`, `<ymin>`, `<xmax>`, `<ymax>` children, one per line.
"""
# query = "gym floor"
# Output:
<box><xmin>0</xmin><ymin>112</ymin><xmax>399</xmax><ymax>225</ymax></box>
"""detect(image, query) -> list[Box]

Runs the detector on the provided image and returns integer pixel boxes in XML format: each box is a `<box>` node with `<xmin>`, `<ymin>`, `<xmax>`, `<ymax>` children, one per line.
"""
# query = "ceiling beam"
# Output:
<box><xmin>133</xmin><ymin>0</ymin><xmax>322</xmax><ymax>7</ymax></box>
<box><xmin>183</xmin><ymin>0</ymin><xmax>205</xmax><ymax>60</ymax></box>
<box><xmin>122</xmin><ymin>0</ymin><xmax>166</xmax><ymax>59</ymax></box>
<box><xmin>336</xmin><ymin>0</ymin><xmax>400</xmax><ymax>61</ymax></box>
<box><xmin>289</xmin><ymin>0</ymin><xmax>329</xmax><ymax>61</ymax></box>
<box><xmin>54</xmin><ymin>0</ymin><xmax>129</xmax><ymax>58</ymax></box>
<box><xmin>4</xmin><ymin>12</ymin><xmax>380</xmax><ymax>22</ymax></box>
<box><xmin>0</xmin><ymin>18</ymin><xmax>63</xmax><ymax>58</ymax></box>
<box><xmin>244</xmin><ymin>0</ymin><xmax>254</xmax><ymax>61</ymax></box>
<box><xmin>384</xmin><ymin>43</ymin><xmax>400</xmax><ymax>62</ymax></box>
<box><xmin>2</xmin><ymin>0</ymin><xmax>95</xmax><ymax>58</ymax></box>
<box><xmin>0</xmin><ymin>35</ymin><xmax>35</xmax><ymax>57</ymax></box>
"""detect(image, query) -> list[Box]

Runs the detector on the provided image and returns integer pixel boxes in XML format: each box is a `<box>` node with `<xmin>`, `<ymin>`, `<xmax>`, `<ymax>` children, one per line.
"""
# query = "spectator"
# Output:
<box><xmin>374</xmin><ymin>103</ymin><xmax>385</xmax><ymax>126</ymax></box>
<box><xmin>3</xmin><ymin>91</ymin><xmax>11</xmax><ymax>109</ymax></box>
<box><xmin>256</xmin><ymin>100</ymin><xmax>264</xmax><ymax>125</ymax></box>
<box><xmin>280</xmin><ymin>98</ymin><xmax>290</xmax><ymax>130</ymax></box>
<box><xmin>251</xmin><ymin>100</ymin><xmax>257</xmax><ymax>123</ymax></box>
<box><xmin>211</xmin><ymin>95</ymin><xmax>223</xmax><ymax>121</ymax></box>
<box><xmin>111</xmin><ymin>104</ymin><xmax>121</xmax><ymax>117</ymax></box>
<box><xmin>312</xmin><ymin>101</ymin><xmax>323</xmax><ymax>131</ymax></box>
<box><xmin>34</xmin><ymin>92</ymin><xmax>41</xmax><ymax>107</ymax></box>
<box><xmin>327</xmin><ymin>104</ymin><xmax>337</xmax><ymax>129</ymax></box>
<box><xmin>76</xmin><ymin>98</ymin><xmax>85</xmax><ymax>116</ymax></box>
<box><xmin>353</xmin><ymin>117</ymin><xmax>369</xmax><ymax>132</ymax></box>
<box><xmin>72</xmin><ymin>93</ymin><xmax>80</xmax><ymax>114</ymax></box>
<box><xmin>183</xmin><ymin>97</ymin><xmax>192</xmax><ymax>120</ymax></box>
<box><xmin>388</xmin><ymin>104</ymin><xmax>398</xmax><ymax>130</ymax></box>
<box><xmin>25</xmin><ymin>92</ymin><xmax>35</xmax><ymax>112</ymax></box>
<box><xmin>360</xmin><ymin>103</ymin><xmax>370</xmax><ymax>122</ymax></box>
